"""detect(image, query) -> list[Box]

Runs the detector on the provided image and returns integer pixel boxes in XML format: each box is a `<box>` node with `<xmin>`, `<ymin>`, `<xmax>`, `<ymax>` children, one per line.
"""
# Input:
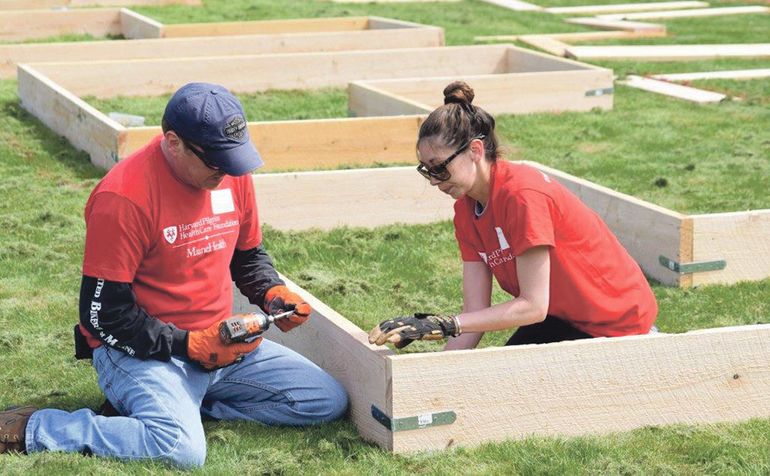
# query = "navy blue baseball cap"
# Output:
<box><xmin>163</xmin><ymin>82</ymin><xmax>263</xmax><ymax>176</ymax></box>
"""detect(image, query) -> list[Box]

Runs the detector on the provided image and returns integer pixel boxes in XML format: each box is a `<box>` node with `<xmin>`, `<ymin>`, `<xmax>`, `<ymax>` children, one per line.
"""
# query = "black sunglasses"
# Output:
<box><xmin>182</xmin><ymin>139</ymin><xmax>220</xmax><ymax>171</ymax></box>
<box><xmin>417</xmin><ymin>135</ymin><xmax>486</xmax><ymax>182</ymax></box>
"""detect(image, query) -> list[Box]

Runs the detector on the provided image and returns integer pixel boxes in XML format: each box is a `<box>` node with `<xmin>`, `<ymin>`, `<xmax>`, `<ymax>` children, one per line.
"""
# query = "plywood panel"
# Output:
<box><xmin>388</xmin><ymin>324</ymin><xmax>770</xmax><ymax>452</ymax></box>
<box><xmin>232</xmin><ymin>273</ymin><xmax>394</xmax><ymax>449</ymax></box>
<box><xmin>523</xmin><ymin>161</ymin><xmax>686</xmax><ymax>286</ymax></box>
<box><xmin>690</xmin><ymin>210</ymin><xmax>770</xmax><ymax>286</ymax></box>
<box><xmin>251</xmin><ymin>167</ymin><xmax>455</xmax><ymax>231</ymax></box>
<box><xmin>28</xmin><ymin>45</ymin><xmax>510</xmax><ymax>98</ymax></box>
<box><xmin>0</xmin><ymin>8</ymin><xmax>121</xmax><ymax>41</ymax></box>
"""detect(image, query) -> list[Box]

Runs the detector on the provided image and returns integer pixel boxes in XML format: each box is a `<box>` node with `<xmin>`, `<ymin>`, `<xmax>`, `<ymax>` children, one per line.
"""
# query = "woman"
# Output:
<box><xmin>369</xmin><ymin>81</ymin><xmax>657</xmax><ymax>350</ymax></box>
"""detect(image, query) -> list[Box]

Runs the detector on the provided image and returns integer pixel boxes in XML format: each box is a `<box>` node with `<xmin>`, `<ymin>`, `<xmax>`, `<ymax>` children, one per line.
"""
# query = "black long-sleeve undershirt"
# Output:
<box><xmin>77</xmin><ymin>244</ymin><xmax>284</xmax><ymax>361</ymax></box>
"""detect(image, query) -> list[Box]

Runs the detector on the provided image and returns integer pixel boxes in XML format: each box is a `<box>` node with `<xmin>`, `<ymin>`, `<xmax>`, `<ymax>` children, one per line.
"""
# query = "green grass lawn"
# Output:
<box><xmin>2</xmin><ymin>0</ymin><xmax>770</xmax><ymax>474</ymax></box>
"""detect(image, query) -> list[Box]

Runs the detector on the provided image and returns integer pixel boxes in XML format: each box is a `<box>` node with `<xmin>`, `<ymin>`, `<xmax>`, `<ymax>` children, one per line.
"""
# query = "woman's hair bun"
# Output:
<box><xmin>443</xmin><ymin>81</ymin><xmax>475</xmax><ymax>106</ymax></box>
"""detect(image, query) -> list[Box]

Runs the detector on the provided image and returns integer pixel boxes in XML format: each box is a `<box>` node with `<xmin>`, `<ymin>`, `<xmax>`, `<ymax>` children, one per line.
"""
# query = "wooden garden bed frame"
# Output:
<box><xmin>230</xmin><ymin>271</ymin><xmax>770</xmax><ymax>454</ymax></box>
<box><xmin>249</xmin><ymin>164</ymin><xmax>769</xmax><ymax>288</ymax></box>
<box><xmin>0</xmin><ymin>8</ymin><xmax>439</xmax><ymax>42</ymax></box>
<box><xmin>16</xmin><ymin>44</ymin><xmax>608</xmax><ymax>168</ymax></box>
<box><xmin>0</xmin><ymin>0</ymin><xmax>198</xmax><ymax>9</ymax></box>
<box><xmin>17</xmin><ymin>53</ymin><xmax>769</xmax><ymax>287</ymax></box>
<box><xmin>0</xmin><ymin>16</ymin><xmax>443</xmax><ymax>78</ymax></box>
<box><xmin>347</xmin><ymin>50</ymin><xmax>613</xmax><ymax>117</ymax></box>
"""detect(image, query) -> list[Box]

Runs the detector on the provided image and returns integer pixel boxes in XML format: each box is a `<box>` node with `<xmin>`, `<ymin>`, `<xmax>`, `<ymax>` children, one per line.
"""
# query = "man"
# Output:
<box><xmin>0</xmin><ymin>83</ymin><xmax>348</xmax><ymax>468</ymax></box>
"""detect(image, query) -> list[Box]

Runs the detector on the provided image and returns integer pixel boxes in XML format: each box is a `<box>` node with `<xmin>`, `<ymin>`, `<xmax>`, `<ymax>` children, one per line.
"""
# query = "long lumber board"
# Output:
<box><xmin>599</xmin><ymin>5</ymin><xmax>769</xmax><ymax>20</ymax></box>
<box><xmin>545</xmin><ymin>1</ymin><xmax>707</xmax><ymax>15</ymax></box>
<box><xmin>388</xmin><ymin>324</ymin><xmax>770</xmax><ymax>452</ymax></box>
<box><xmin>651</xmin><ymin>69</ymin><xmax>770</xmax><ymax>81</ymax></box>
<box><xmin>690</xmin><ymin>210</ymin><xmax>770</xmax><ymax>286</ymax></box>
<box><xmin>0</xmin><ymin>8</ymin><xmax>122</xmax><ymax>41</ymax></box>
<box><xmin>567</xmin><ymin>43</ymin><xmax>770</xmax><ymax>61</ymax></box>
<box><xmin>123</xmin><ymin>116</ymin><xmax>425</xmax><ymax>172</ymax></box>
<box><xmin>161</xmin><ymin>16</ymin><xmax>370</xmax><ymax>37</ymax></box>
<box><xmin>22</xmin><ymin>44</ymin><xmax>514</xmax><ymax>98</ymax></box>
<box><xmin>566</xmin><ymin>17</ymin><xmax>666</xmax><ymax>33</ymax></box>
<box><xmin>232</xmin><ymin>273</ymin><xmax>394</xmax><ymax>450</ymax></box>
<box><xmin>251</xmin><ymin>167</ymin><xmax>455</xmax><ymax>231</ymax></box>
<box><xmin>0</xmin><ymin>26</ymin><xmax>443</xmax><ymax>79</ymax></box>
<box><xmin>349</xmin><ymin>69</ymin><xmax>613</xmax><ymax>117</ymax></box>
<box><xmin>0</xmin><ymin>0</ymin><xmax>198</xmax><ymax>8</ymax></box>
<box><xmin>479</xmin><ymin>0</ymin><xmax>544</xmax><ymax>11</ymax></box>
<box><xmin>623</xmin><ymin>75</ymin><xmax>728</xmax><ymax>103</ymax></box>
<box><xmin>17</xmin><ymin>64</ymin><xmax>123</xmax><ymax>171</ymax></box>
<box><xmin>476</xmin><ymin>29</ymin><xmax>666</xmax><ymax>43</ymax></box>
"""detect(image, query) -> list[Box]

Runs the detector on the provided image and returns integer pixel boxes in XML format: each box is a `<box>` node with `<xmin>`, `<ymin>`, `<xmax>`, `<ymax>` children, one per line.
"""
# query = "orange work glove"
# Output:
<box><xmin>187</xmin><ymin>318</ymin><xmax>262</xmax><ymax>370</ymax></box>
<box><xmin>264</xmin><ymin>285</ymin><xmax>312</xmax><ymax>332</ymax></box>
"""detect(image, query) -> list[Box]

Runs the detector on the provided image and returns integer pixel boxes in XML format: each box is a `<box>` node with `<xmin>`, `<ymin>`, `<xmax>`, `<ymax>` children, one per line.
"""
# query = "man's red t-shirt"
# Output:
<box><xmin>80</xmin><ymin>135</ymin><xmax>262</xmax><ymax>346</ymax></box>
<box><xmin>454</xmin><ymin>161</ymin><xmax>657</xmax><ymax>337</ymax></box>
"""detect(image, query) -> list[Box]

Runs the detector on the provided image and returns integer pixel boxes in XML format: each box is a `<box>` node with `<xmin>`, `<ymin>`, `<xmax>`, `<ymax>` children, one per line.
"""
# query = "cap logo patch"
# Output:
<box><xmin>224</xmin><ymin>115</ymin><xmax>246</xmax><ymax>141</ymax></box>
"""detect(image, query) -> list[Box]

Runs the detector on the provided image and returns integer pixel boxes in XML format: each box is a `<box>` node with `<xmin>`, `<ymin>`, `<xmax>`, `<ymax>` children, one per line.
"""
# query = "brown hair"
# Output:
<box><xmin>417</xmin><ymin>81</ymin><xmax>499</xmax><ymax>161</ymax></box>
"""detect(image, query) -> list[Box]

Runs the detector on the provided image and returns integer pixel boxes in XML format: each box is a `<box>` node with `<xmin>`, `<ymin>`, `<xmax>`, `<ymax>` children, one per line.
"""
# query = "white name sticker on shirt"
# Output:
<box><xmin>210</xmin><ymin>189</ymin><xmax>235</xmax><ymax>215</ymax></box>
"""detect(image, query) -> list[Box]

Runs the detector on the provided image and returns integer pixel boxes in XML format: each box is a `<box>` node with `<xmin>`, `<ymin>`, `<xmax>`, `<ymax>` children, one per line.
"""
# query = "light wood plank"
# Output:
<box><xmin>350</xmin><ymin>70</ymin><xmax>613</xmax><ymax>117</ymax></box>
<box><xmin>518</xmin><ymin>35</ymin><xmax>572</xmax><ymax>56</ymax></box>
<box><xmin>27</xmin><ymin>45</ymin><xmax>511</xmax><ymax>98</ymax></box>
<box><xmin>623</xmin><ymin>75</ymin><xmax>728</xmax><ymax>103</ymax></box>
<box><xmin>479</xmin><ymin>0</ymin><xmax>544</xmax><ymax>11</ymax></box>
<box><xmin>124</xmin><ymin>116</ymin><xmax>425</xmax><ymax>170</ymax></box>
<box><xmin>546</xmin><ymin>1</ymin><xmax>707</xmax><ymax>15</ymax></box>
<box><xmin>17</xmin><ymin>64</ymin><xmax>123</xmax><ymax>171</ymax></box>
<box><xmin>348</xmin><ymin>82</ymin><xmax>431</xmax><ymax>117</ymax></box>
<box><xmin>567</xmin><ymin>43</ymin><xmax>770</xmax><ymax>61</ymax></box>
<box><xmin>0</xmin><ymin>26</ymin><xmax>443</xmax><ymax>79</ymax></box>
<box><xmin>0</xmin><ymin>8</ymin><xmax>122</xmax><ymax>41</ymax></box>
<box><xmin>119</xmin><ymin>7</ymin><xmax>163</xmax><ymax>39</ymax></box>
<box><xmin>599</xmin><ymin>5</ymin><xmax>770</xmax><ymax>20</ymax></box>
<box><xmin>476</xmin><ymin>29</ymin><xmax>666</xmax><ymax>43</ymax></box>
<box><xmin>0</xmin><ymin>0</ymin><xmax>199</xmax><ymax>8</ymax></box>
<box><xmin>690</xmin><ymin>210</ymin><xmax>770</xmax><ymax>286</ymax></box>
<box><xmin>232</xmin><ymin>273</ymin><xmax>394</xmax><ymax>450</ymax></box>
<box><xmin>331</xmin><ymin>0</ymin><xmax>459</xmax><ymax>2</ymax></box>
<box><xmin>161</xmin><ymin>17</ymin><xmax>370</xmax><ymax>37</ymax></box>
<box><xmin>251</xmin><ymin>167</ymin><xmax>455</xmax><ymax>231</ymax></box>
<box><xmin>566</xmin><ymin>17</ymin><xmax>666</xmax><ymax>33</ymax></box>
<box><xmin>522</xmin><ymin>161</ymin><xmax>685</xmax><ymax>286</ymax></box>
<box><xmin>388</xmin><ymin>324</ymin><xmax>770</xmax><ymax>453</ymax></box>
<box><xmin>651</xmin><ymin>69</ymin><xmax>770</xmax><ymax>81</ymax></box>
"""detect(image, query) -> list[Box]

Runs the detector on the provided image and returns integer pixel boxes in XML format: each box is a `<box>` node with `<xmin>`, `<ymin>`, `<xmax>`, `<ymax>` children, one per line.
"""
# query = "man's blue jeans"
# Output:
<box><xmin>25</xmin><ymin>339</ymin><xmax>348</xmax><ymax>468</ymax></box>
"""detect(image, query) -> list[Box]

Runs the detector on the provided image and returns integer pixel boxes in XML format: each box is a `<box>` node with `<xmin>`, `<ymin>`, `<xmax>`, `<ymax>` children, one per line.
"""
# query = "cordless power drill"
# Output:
<box><xmin>219</xmin><ymin>308</ymin><xmax>295</xmax><ymax>344</ymax></box>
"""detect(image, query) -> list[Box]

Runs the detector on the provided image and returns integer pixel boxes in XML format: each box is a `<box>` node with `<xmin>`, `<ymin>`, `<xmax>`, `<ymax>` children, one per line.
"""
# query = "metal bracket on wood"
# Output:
<box><xmin>659</xmin><ymin>255</ymin><xmax>726</xmax><ymax>274</ymax></box>
<box><xmin>585</xmin><ymin>87</ymin><xmax>614</xmax><ymax>97</ymax></box>
<box><xmin>371</xmin><ymin>405</ymin><xmax>456</xmax><ymax>432</ymax></box>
